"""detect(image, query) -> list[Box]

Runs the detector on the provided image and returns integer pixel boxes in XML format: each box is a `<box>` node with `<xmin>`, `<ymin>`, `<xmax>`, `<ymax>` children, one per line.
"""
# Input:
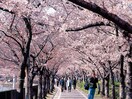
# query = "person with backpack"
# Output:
<box><xmin>88</xmin><ymin>70</ymin><xmax>98</xmax><ymax>99</ymax></box>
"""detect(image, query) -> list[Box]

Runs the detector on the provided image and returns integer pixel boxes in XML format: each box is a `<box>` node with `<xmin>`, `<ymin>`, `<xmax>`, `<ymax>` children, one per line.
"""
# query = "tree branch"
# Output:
<box><xmin>0</xmin><ymin>56</ymin><xmax>19</xmax><ymax>65</ymax></box>
<box><xmin>35</xmin><ymin>36</ymin><xmax>49</xmax><ymax>58</ymax></box>
<box><xmin>0</xmin><ymin>7</ymin><xmax>15</xmax><ymax>14</ymax></box>
<box><xmin>66</xmin><ymin>21</ymin><xmax>111</xmax><ymax>32</ymax></box>
<box><xmin>0</xmin><ymin>30</ymin><xmax>24</xmax><ymax>53</ymax></box>
<box><xmin>68</xmin><ymin>0</ymin><xmax>132</xmax><ymax>33</ymax></box>
<box><xmin>23</xmin><ymin>17</ymin><xmax>32</xmax><ymax>56</ymax></box>
<box><xmin>3</xmin><ymin>40</ymin><xmax>20</xmax><ymax>63</ymax></box>
<box><xmin>10</xmin><ymin>14</ymin><xmax>16</xmax><ymax>29</ymax></box>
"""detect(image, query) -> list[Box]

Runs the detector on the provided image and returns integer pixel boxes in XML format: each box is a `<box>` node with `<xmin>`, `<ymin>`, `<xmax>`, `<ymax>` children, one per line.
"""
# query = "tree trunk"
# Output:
<box><xmin>18</xmin><ymin>17</ymin><xmax>32</xmax><ymax>99</ymax></box>
<box><xmin>42</xmin><ymin>75</ymin><xmax>46</xmax><ymax>99</ymax></box>
<box><xmin>116</xmin><ymin>71</ymin><xmax>120</xmax><ymax>82</ymax></box>
<box><xmin>25</xmin><ymin>66</ymin><xmax>30</xmax><ymax>99</ymax></box>
<box><xmin>126</xmin><ymin>62</ymin><xmax>132</xmax><ymax>99</ymax></box>
<box><xmin>51</xmin><ymin>74</ymin><xmax>55</xmax><ymax>93</ymax></box>
<box><xmin>42</xmin><ymin>69</ymin><xmax>46</xmax><ymax>99</ymax></box>
<box><xmin>109</xmin><ymin>61</ymin><xmax>116</xmax><ymax>99</ymax></box>
<box><xmin>83</xmin><ymin>73</ymin><xmax>86</xmax><ymax>82</ymax></box>
<box><xmin>97</xmin><ymin>82</ymin><xmax>100</xmax><ymax>94</ymax></box>
<box><xmin>38</xmin><ymin>74</ymin><xmax>42</xmax><ymax>99</ymax></box>
<box><xmin>111</xmin><ymin>72</ymin><xmax>116</xmax><ymax>99</ymax></box>
<box><xmin>105</xmin><ymin>75</ymin><xmax>109</xmax><ymax>98</ymax></box>
<box><xmin>18</xmin><ymin>63</ymin><xmax>26</xmax><ymax>99</ymax></box>
<box><xmin>101</xmin><ymin>77</ymin><xmax>105</xmax><ymax>96</ymax></box>
<box><xmin>29</xmin><ymin>74</ymin><xmax>36</xmax><ymax>99</ymax></box>
<box><xmin>29</xmin><ymin>78</ymin><xmax>33</xmax><ymax>99</ymax></box>
<box><xmin>120</xmin><ymin>54</ymin><xmax>126</xmax><ymax>99</ymax></box>
<box><xmin>47</xmin><ymin>75</ymin><xmax>50</xmax><ymax>93</ymax></box>
<box><xmin>126</xmin><ymin>44</ymin><xmax>132</xmax><ymax>99</ymax></box>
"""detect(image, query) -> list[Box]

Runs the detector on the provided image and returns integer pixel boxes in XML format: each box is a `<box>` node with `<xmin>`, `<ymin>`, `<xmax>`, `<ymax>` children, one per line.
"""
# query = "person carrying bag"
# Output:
<box><xmin>88</xmin><ymin>70</ymin><xmax>98</xmax><ymax>99</ymax></box>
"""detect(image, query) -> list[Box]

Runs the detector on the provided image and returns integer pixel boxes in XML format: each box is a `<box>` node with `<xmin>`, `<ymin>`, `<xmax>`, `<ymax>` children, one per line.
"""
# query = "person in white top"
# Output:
<box><xmin>67</xmin><ymin>77</ymin><xmax>72</xmax><ymax>92</ymax></box>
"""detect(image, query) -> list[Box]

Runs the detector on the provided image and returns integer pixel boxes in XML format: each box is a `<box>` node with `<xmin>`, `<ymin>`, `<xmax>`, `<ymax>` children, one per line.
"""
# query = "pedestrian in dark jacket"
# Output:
<box><xmin>60</xmin><ymin>77</ymin><xmax>64</xmax><ymax>92</ymax></box>
<box><xmin>88</xmin><ymin>70</ymin><xmax>98</xmax><ymax>99</ymax></box>
<box><xmin>64</xmin><ymin>77</ymin><xmax>67</xmax><ymax>90</ymax></box>
<box><xmin>57</xmin><ymin>78</ymin><xmax>60</xmax><ymax>86</ymax></box>
<box><xmin>73</xmin><ymin>77</ymin><xmax>77</xmax><ymax>89</ymax></box>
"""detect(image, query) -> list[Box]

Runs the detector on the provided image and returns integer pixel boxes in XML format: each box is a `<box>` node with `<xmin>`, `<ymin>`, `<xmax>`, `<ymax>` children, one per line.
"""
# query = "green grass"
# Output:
<box><xmin>77</xmin><ymin>81</ymin><xmax>88</xmax><ymax>93</ymax></box>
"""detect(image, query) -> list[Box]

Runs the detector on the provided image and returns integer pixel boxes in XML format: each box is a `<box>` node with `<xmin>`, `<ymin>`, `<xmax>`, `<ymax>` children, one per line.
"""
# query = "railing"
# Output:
<box><xmin>0</xmin><ymin>89</ymin><xmax>18</xmax><ymax>99</ymax></box>
<box><xmin>0</xmin><ymin>85</ymin><xmax>38</xmax><ymax>99</ymax></box>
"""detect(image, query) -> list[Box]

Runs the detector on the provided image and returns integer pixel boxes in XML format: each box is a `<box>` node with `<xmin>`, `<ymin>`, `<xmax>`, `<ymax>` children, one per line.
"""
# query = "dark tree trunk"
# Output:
<box><xmin>42</xmin><ymin>75</ymin><xmax>46</xmax><ymax>99</ymax></box>
<box><xmin>42</xmin><ymin>68</ymin><xmax>47</xmax><ymax>99</ymax></box>
<box><xmin>126</xmin><ymin>62</ymin><xmax>132</xmax><ymax>99</ymax></box>
<box><xmin>97</xmin><ymin>82</ymin><xmax>100</xmax><ymax>94</ymax></box>
<box><xmin>51</xmin><ymin>74</ymin><xmax>55</xmax><ymax>93</ymax></box>
<box><xmin>111</xmin><ymin>71</ymin><xmax>116</xmax><ymax>99</ymax></box>
<box><xmin>29</xmin><ymin>74</ymin><xmax>36</xmax><ymax>99</ymax></box>
<box><xmin>115</xmin><ymin>71</ymin><xmax>120</xmax><ymax>82</ymax></box>
<box><xmin>109</xmin><ymin>61</ymin><xmax>116</xmax><ymax>99</ymax></box>
<box><xmin>126</xmin><ymin>44</ymin><xmax>132</xmax><ymax>99</ymax></box>
<box><xmin>47</xmin><ymin>75</ymin><xmax>50</xmax><ymax>93</ymax></box>
<box><xmin>105</xmin><ymin>75</ymin><xmax>109</xmax><ymax>98</ymax></box>
<box><xmin>101</xmin><ymin>77</ymin><xmax>105</xmax><ymax>96</ymax></box>
<box><xmin>29</xmin><ymin>60</ymin><xmax>37</xmax><ymax>99</ymax></box>
<box><xmin>42</xmin><ymin>75</ymin><xmax>44</xmax><ymax>99</ymax></box>
<box><xmin>29</xmin><ymin>78</ymin><xmax>33</xmax><ymax>99</ymax></box>
<box><xmin>38</xmin><ymin>74</ymin><xmax>42</xmax><ymax>99</ymax></box>
<box><xmin>120</xmin><ymin>55</ymin><xmax>126</xmax><ymax>99</ymax></box>
<box><xmin>43</xmin><ymin>74</ymin><xmax>49</xmax><ymax>98</ymax></box>
<box><xmin>18</xmin><ymin>66</ymin><xmax>26</xmax><ymax>99</ymax></box>
<box><xmin>18</xmin><ymin>17</ymin><xmax>32</xmax><ymax>99</ymax></box>
<box><xmin>25</xmin><ymin>64</ymin><xmax>30</xmax><ymax>99</ymax></box>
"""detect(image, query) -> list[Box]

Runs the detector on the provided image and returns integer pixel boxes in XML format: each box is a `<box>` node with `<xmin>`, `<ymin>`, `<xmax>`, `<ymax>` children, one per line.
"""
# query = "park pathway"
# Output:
<box><xmin>53</xmin><ymin>87</ymin><xmax>87</xmax><ymax>99</ymax></box>
<box><xmin>59</xmin><ymin>89</ymin><xmax>87</xmax><ymax>99</ymax></box>
<box><xmin>53</xmin><ymin>86</ymin><xmax>102</xmax><ymax>99</ymax></box>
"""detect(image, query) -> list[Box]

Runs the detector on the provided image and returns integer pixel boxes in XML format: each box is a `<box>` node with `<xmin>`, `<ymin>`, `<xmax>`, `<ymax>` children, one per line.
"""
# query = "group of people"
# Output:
<box><xmin>56</xmin><ymin>70</ymin><xmax>98</xmax><ymax>99</ymax></box>
<box><xmin>59</xmin><ymin>76</ymin><xmax>77</xmax><ymax>92</ymax></box>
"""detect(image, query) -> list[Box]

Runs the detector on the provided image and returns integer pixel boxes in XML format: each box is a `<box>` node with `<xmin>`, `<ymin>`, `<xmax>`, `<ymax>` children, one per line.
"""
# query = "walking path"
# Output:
<box><xmin>53</xmin><ymin>87</ymin><xmax>87</xmax><ymax>99</ymax></box>
<box><xmin>53</xmin><ymin>86</ymin><xmax>102</xmax><ymax>99</ymax></box>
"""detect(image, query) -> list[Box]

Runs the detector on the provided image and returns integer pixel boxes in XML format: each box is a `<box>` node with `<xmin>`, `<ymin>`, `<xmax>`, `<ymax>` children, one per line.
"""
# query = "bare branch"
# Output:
<box><xmin>0</xmin><ymin>30</ymin><xmax>24</xmax><ymax>53</ymax></box>
<box><xmin>66</xmin><ymin>21</ymin><xmax>111</xmax><ymax>32</ymax></box>
<box><xmin>0</xmin><ymin>7</ymin><xmax>15</xmax><ymax>14</ymax></box>
<box><xmin>3</xmin><ymin>40</ymin><xmax>20</xmax><ymax>63</ymax></box>
<box><xmin>10</xmin><ymin>15</ymin><xmax>16</xmax><ymax>29</ymax></box>
<box><xmin>35</xmin><ymin>35</ymin><xmax>49</xmax><ymax>58</ymax></box>
<box><xmin>0</xmin><ymin>56</ymin><xmax>19</xmax><ymax>65</ymax></box>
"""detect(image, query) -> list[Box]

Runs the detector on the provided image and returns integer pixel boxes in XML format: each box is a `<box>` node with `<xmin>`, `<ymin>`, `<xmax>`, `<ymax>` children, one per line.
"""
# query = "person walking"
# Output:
<box><xmin>57</xmin><ymin>78</ymin><xmax>60</xmax><ymax>86</ymax></box>
<box><xmin>88</xmin><ymin>70</ymin><xmax>98</xmax><ymax>99</ymax></box>
<box><xmin>60</xmin><ymin>77</ymin><xmax>65</xmax><ymax>92</ymax></box>
<box><xmin>67</xmin><ymin>77</ymin><xmax>72</xmax><ymax>92</ymax></box>
<box><xmin>73</xmin><ymin>77</ymin><xmax>77</xmax><ymax>89</ymax></box>
<box><xmin>64</xmin><ymin>77</ymin><xmax>67</xmax><ymax>90</ymax></box>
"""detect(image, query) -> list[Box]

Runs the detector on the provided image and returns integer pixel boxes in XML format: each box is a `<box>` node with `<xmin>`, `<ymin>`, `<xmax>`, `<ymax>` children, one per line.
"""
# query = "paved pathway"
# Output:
<box><xmin>60</xmin><ymin>89</ymin><xmax>87</xmax><ymax>99</ymax></box>
<box><xmin>53</xmin><ymin>87</ymin><xmax>87</xmax><ymax>99</ymax></box>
